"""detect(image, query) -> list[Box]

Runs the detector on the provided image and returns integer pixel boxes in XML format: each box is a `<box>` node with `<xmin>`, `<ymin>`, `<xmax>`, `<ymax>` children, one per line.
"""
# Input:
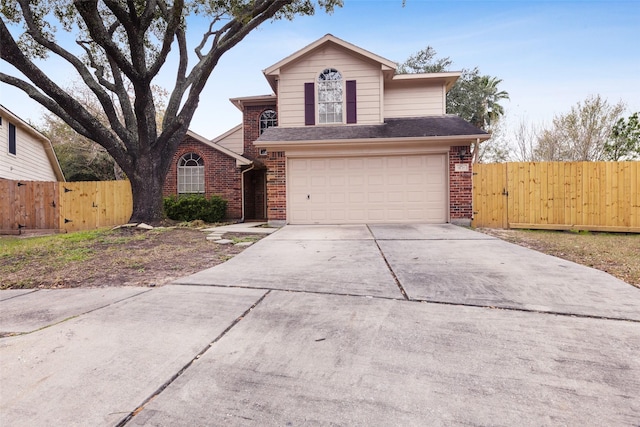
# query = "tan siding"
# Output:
<box><xmin>0</xmin><ymin>119</ymin><xmax>8</xmax><ymax>178</ymax></box>
<box><xmin>384</xmin><ymin>81</ymin><xmax>445</xmax><ymax>118</ymax></box>
<box><xmin>278</xmin><ymin>44</ymin><xmax>382</xmax><ymax>127</ymax></box>
<box><xmin>214</xmin><ymin>126</ymin><xmax>243</xmax><ymax>154</ymax></box>
<box><xmin>0</xmin><ymin>119</ymin><xmax>57</xmax><ymax>181</ymax></box>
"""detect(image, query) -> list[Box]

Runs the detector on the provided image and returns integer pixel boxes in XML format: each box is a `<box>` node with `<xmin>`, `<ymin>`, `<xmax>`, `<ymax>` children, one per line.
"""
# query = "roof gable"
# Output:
<box><xmin>262</xmin><ymin>34</ymin><xmax>397</xmax><ymax>92</ymax></box>
<box><xmin>185</xmin><ymin>130</ymin><xmax>251</xmax><ymax>166</ymax></box>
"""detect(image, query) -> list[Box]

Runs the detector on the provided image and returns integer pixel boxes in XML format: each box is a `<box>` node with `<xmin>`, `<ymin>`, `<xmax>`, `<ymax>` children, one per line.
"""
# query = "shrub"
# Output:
<box><xmin>163</xmin><ymin>194</ymin><xmax>227</xmax><ymax>223</ymax></box>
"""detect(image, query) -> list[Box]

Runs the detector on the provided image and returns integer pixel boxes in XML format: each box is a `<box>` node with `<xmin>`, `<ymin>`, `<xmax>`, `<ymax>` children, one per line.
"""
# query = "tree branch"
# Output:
<box><xmin>0</xmin><ymin>19</ymin><xmax>134</xmax><ymax>171</ymax></box>
<box><xmin>139</xmin><ymin>0</ymin><xmax>159</xmax><ymax>30</ymax></box>
<box><xmin>0</xmin><ymin>72</ymin><xmax>132</xmax><ymax>169</ymax></box>
<box><xmin>16</xmin><ymin>0</ymin><xmax>125</xmax><ymax>124</ymax></box>
<box><xmin>194</xmin><ymin>16</ymin><xmax>222</xmax><ymax>60</ymax></box>
<box><xmin>73</xmin><ymin>0</ymin><xmax>139</xmax><ymax>79</ymax></box>
<box><xmin>163</xmin><ymin>24</ymin><xmax>189</xmax><ymax>127</ymax></box>
<box><xmin>160</xmin><ymin>0</ymin><xmax>295</xmax><ymax>156</ymax></box>
<box><xmin>147</xmin><ymin>0</ymin><xmax>185</xmax><ymax>78</ymax></box>
<box><xmin>102</xmin><ymin>0</ymin><xmax>149</xmax><ymax>77</ymax></box>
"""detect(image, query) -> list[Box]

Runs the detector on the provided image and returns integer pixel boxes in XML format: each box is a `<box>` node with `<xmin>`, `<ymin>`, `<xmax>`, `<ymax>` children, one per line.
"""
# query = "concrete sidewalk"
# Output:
<box><xmin>1</xmin><ymin>224</ymin><xmax>639</xmax><ymax>426</ymax></box>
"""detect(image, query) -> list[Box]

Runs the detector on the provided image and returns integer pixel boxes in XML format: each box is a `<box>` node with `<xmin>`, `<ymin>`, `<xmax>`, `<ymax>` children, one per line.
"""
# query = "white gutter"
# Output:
<box><xmin>254</xmin><ymin>134</ymin><xmax>491</xmax><ymax>150</ymax></box>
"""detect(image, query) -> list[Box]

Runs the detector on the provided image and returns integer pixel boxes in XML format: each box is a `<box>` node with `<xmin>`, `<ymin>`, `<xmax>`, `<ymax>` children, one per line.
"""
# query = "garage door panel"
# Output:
<box><xmin>310</xmin><ymin>176</ymin><xmax>326</xmax><ymax>187</ymax></box>
<box><xmin>329</xmin><ymin>210</ymin><xmax>346</xmax><ymax>221</ymax></box>
<box><xmin>329</xmin><ymin>159</ymin><xmax>345</xmax><ymax>169</ymax></box>
<box><xmin>368</xmin><ymin>175</ymin><xmax>383</xmax><ymax>185</ymax></box>
<box><xmin>290</xmin><ymin>159</ymin><xmax>309</xmax><ymax>171</ymax></box>
<box><xmin>349</xmin><ymin>193</ymin><xmax>365</xmax><ymax>203</ymax></box>
<box><xmin>288</xmin><ymin>155</ymin><xmax>447</xmax><ymax>224</ymax></box>
<box><xmin>368</xmin><ymin>192</ymin><xmax>385</xmax><ymax>203</ymax></box>
<box><xmin>348</xmin><ymin>159</ymin><xmax>365</xmax><ymax>169</ymax></box>
<box><xmin>405</xmin><ymin>157</ymin><xmax>423</xmax><ymax>168</ymax></box>
<box><xmin>310</xmin><ymin>159</ymin><xmax>326</xmax><ymax>170</ymax></box>
<box><xmin>348</xmin><ymin>209</ymin><xmax>366</xmax><ymax>221</ymax></box>
<box><xmin>366</xmin><ymin>209</ymin><xmax>385</xmax><ymax>221</ymax></box>
<box><xmin>367</xmin><ymin>158</ymin><xmax>384</xmax><ymax>168</ymax></box>
<box><xmin>408</xmin><ymin>209</ymin><xmax>428</xmax><ymax>220</ymax></box>
<box><xmin>407</xmin><ymin>191</ymin><xmax>425</xmax><ymax>203</ymax></box>
<box><xmin>388</xmin><ymin>174</ymin><xmax>404</xmax><ymax>185</ymax></box>
<box><xmin>330</xmin><ymin>193</ymin><xmax>345</xmax><ymax>203</ymax></box>
<box><xmin>387</xmin><ymin>192</ymin><xmax>403</xmax><ymax>203</ymax></box>
<box><xmin>407</xmin><ymin>173</ymin><xmax>425</xmax><ymax>185</ymax></box>
<box><xmin>349</xmin><ymin>175</ymin><xmax>365</xmax><ymax>185</ymax></box>
<box><xmin>329</xmin><ymin>176</ymin><xmax>345</xmax><ymax>186</ymax></box>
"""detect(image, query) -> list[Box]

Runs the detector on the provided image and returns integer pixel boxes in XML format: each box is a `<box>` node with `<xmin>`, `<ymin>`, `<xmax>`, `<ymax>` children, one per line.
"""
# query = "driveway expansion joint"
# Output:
<box><xmin>414</xmin><ymin>298</ymin><xmax>640</xmax><ymax>323</ymax></box>
<box><xmin>116</xmin><ymin>289</ymin><xmax>272</xmax><ymax>426</ymax></box>
<box><xmin>367</xmin><ymin>225</ymin><xmax>409</xmax><ymax>300</ymax></box>
<box><xmin>0</xmin><ymin>288</ymin><xmax>153</xmax><ymax>338</ymax></box>
<box><xmin>0</xmin><ymin>289</ymin><xmax>40</xmax><ymax>301</ymax></box>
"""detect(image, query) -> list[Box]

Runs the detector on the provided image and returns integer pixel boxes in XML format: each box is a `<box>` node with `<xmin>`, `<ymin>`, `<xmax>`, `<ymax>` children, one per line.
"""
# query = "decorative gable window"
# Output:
<box><xmin>259</xmin><ymin>109</ymin><xmax>277</xmax><ymax>134</ymax></box>
<box><xmin>177</xmin><ymin>153</ymin><xmax>204</xmax><ymax>194</ymax></box>
<box><xmin>318</xmin><ymin>68</ymin><xmax>343</xmax><ymax>124</ymax></box>
<box><xmin>305</xmin><ymin>70</ymin><xmax>356</xmax><ymax>126</ymax></box>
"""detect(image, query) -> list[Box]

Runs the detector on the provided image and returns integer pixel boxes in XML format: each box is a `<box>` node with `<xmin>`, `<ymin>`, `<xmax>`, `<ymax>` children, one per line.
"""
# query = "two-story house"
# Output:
<box><xmin>163</xmin><ymin>34</ymin><xmax>489</xmax><ymax>226</ymax></box>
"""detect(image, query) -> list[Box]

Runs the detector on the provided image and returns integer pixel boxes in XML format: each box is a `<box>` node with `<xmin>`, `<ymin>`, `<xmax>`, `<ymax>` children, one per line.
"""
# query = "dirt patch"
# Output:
<box><xmin>477</xmin><ymin>228</ymin><xmax>640</xmax><ymax>289</ymax></box>
<box><xmin>0</xmin><ymin>227</ymin><xmax>265</xmax><ymax>289</ymax></box>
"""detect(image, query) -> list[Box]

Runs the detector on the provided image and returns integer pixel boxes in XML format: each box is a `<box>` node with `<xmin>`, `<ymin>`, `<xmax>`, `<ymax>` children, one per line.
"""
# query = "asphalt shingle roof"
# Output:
<box><xmin>257</xmin><ymin>116</ymin><xmax>488</xmax><ymax>142</ymax></box>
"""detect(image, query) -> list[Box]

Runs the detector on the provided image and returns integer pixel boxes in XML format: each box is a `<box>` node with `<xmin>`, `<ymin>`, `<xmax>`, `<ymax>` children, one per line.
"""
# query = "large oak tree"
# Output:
<box><xmin>0</xmin><ymin>0</ymin><xmax>341</xmax><ymax>223</ymax></box>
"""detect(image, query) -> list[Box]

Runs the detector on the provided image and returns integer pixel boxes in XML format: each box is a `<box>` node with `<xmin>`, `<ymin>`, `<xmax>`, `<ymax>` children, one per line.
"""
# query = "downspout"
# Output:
<box><xmin>472</xmin><ymin>137</ymin><xmax>480</xmax><ymax>163</ymax></box>
<box><xmin>240</xmin><ymin>162</ymin><xmax>256</xmax><ymax>223</ymax></box>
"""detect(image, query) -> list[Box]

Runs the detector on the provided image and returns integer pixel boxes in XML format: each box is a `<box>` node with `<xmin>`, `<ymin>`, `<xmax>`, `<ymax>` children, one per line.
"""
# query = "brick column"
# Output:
<box><xmin>449</xmin><ymin>145</ymin><xmax>473</xmax><ymax>225</ymax></box>
<box><xmin>265</xmin><ymin>151</ymin><xmax>286</xmax><ymax>225</ymax></box>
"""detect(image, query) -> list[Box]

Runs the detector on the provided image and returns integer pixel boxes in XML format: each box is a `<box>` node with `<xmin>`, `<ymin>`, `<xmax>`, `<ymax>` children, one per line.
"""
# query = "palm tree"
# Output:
<box><xmin>445</xmin><ymin>69</ymin><xmax>509</xmax><ymax>131</ymax></box>
<box><xmin>480</xmin><ymin>76</ymin><xmax>510</xmax><ymax>129</ymax></box>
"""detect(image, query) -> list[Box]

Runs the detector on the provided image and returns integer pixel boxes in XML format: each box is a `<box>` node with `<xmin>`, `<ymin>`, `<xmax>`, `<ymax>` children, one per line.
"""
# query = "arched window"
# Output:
<box><xmin>177</xmin><ymin>153</ymin><xmax>204</xmax><ymax>194</ymax></box>
<box><xmin>259</xmin><ymin>109</ymin><xmax>277</xmax><ymax>134</ymax></box>
<box><xmin>318</xmin><ymin>68</ymin><xmax>343</xmax><ymax>124</ymax></box>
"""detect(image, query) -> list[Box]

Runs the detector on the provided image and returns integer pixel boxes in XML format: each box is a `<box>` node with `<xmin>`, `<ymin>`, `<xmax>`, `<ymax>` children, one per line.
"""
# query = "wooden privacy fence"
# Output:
<box><xmin>472</xmin><ymin>162</ymin><xmax>640</xmax><ymax>232</ymax></box>
<box><xmin>0</xmin><ymin>179</ymin><xmax>133</xmax><ymax>234</ymax></box>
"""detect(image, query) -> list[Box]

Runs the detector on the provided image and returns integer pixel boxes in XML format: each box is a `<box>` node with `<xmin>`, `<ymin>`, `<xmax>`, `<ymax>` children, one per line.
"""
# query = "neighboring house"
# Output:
<box><xmin>164</xmin><ymin>34</ymin><xmax>489</xmax><ymax>225</ymax></box>
<box><xmin>0</xmin><ymin>104</ymin><xmax>65</xmax><ymax>182</ymax></box>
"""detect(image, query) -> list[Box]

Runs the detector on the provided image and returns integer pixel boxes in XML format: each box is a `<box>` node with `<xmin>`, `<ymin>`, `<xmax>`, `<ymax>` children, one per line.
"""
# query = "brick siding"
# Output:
<box><xmin>243</xmin><ymin>105</ymin><xmax>276</xmax><ymax>161</ymax></box>
<box><xmin>243</xmin><ymin>103</ymin><xmax>278</xmax><ymax>221</ymax></box>
<box><xmin>163</xmin><ymin>136</ymin><xmax>243</xmax><ymax>219</ymax></box>
<box><xmin>448</xmin><ymin>145</ymin><xmax>473</xmax><ymax>221</ymax></box>
<box><xmin>265</xmin><ymin>151</ymin><xmax>286</xmax><ymax>221</ymax></box>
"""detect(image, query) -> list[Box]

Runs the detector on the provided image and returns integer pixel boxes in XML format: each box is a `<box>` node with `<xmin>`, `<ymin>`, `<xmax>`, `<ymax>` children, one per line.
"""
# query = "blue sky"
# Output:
<box><xmin>2</xmin><ymin>1</ymin><xmax>639</xmax><ymax>138</ymax></box>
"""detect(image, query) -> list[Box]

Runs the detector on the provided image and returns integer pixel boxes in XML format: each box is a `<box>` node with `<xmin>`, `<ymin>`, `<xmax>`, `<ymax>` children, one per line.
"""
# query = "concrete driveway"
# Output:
<box><xmin>1</xmin><ymin>224</ymin><xmax>639</xmax><ymax>426</ymax></box>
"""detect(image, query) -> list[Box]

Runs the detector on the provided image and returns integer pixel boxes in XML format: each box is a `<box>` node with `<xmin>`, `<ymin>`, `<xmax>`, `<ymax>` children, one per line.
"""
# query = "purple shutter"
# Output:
<box><xmin>304</xmin><ymin>82</ymin><xmax>315</xmax><ymax>125</ymax></box>
<box><xmin>346</xmin><ymin>80</ymin><xmax>357</xmax><ymax>124</ymax></box>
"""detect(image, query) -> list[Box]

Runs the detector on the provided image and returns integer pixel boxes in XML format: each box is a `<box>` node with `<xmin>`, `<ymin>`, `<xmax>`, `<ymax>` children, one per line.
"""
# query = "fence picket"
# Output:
<box><xmin>0</xmin><ymin>179</ymin><xmax>132</xmax><ymax>234</ymax></box>
<box><xmin>473</xmin><ymin>162</ymin><xmax>640</xmax><ymax>232</ymax></box>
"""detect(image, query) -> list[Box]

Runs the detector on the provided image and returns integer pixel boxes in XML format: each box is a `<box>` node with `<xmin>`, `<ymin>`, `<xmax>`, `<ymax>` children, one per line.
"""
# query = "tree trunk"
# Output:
<box><xmin>127</xmin><ymin>154</ymin><xmax>168</xmax><ymax>224</ymax></box>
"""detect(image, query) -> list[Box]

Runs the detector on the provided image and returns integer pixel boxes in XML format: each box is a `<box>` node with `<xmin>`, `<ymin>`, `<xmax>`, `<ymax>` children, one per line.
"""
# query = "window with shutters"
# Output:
<box><xmin>177</xmin><ymin>153</ymin><xmax>204</xmax><ymax>194</ymax></box>
<box><xmin>317</xmin><ymin>68</ymin><xmax>343</xmax><ymax>124</ymax></box>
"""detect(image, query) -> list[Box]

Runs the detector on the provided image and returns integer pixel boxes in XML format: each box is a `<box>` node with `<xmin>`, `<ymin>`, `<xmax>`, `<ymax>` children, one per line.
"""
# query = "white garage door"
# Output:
<box><xmin>288</xmin><ymin>154</ymin><xmax>447</xmax><ymax>224</ymax></box>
